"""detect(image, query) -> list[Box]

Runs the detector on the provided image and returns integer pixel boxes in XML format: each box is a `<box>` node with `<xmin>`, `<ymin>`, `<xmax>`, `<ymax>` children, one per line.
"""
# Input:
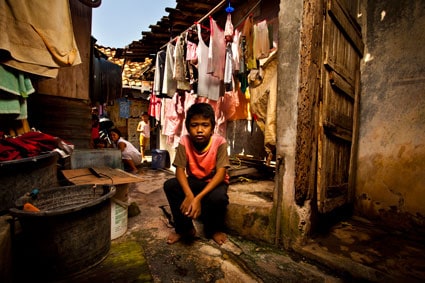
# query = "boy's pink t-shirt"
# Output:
<box><xmin>174</xmin><ymin>134</ymin><xmax>230</xmax><ymax>184</ymax></box>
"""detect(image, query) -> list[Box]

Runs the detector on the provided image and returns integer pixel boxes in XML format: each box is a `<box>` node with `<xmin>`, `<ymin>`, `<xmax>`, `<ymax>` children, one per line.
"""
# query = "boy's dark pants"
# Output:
<box><xmin>163</xmin><ymin>177</ymin><xmax>229</xmax><ymax>238</ymax></box>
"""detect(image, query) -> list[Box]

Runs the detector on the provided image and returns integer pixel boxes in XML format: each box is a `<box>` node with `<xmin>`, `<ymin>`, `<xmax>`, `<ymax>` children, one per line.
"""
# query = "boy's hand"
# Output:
<box><xmin>188</xmin><ymin>198</ymin><xmax>201</xmax><ymax>219</ymax></box>
<box><xmin>180</xmin><ymin>195</ymin><xmax>194</xmax><ymax>216</ymax></box>
<box><xmin>180</xmin><ymin>196</ymin><xmax>201</xmax><ymax>219</ymax></box>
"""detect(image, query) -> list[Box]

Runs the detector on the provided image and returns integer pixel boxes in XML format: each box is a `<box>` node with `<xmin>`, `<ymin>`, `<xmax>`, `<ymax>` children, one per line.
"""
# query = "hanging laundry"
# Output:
<box><xmin>241</xmin><ymin>14</ymin><xmax>257</xmax><ymax>70</ymax></box>
<box><xmin>224</xmin><ymin>13</ymin><xmax>234</xmax><ymax>42</ymax></box>
<box><xmin>223</xmin><ymin>81</ymin><xmax>249</xmax><ymax>121</ymax></box>
<box><xmin>180</xmin><ymin>91</ymin><xmax>198</xmax><ymax>137</ymax></box>
<box><xmin>0</xmin><ymin>64</ymin><xmax>35</xmax><ymax>119</ymax></box>
<box><xmin>224</xmin><ymin>13</ymin><xmax>235</xmax><ymax>90</ymax></box>
<box><xmin>185</xmin><ymin>30</ymin><xmax>199</xmax><ymax>93</ymax></box>
<box><xmin>249</xmin><ymin>52</ymin><xmax>277</xmax><ymax>157</ymax></box>
<box><xmin>162</xmin><ymin>43</ymin><xmax>177</xmax><ymax>98</ymax></box>
<box><xmin>232</xmin><ymin>29</ymin><xmax>241</xmax><ymax>73</ymax></box>
<box><xmin>153</xmin><ymin>49</ymin><xmax>166</xmax><ymax>97</ymax></box>
<box><xmin>162</xmin><ymin>93</ymin><xmax>185</xmax><ymax>148</ymax></box>
<box><xmin>0</xmin><ymin>0</ymin><xmax>81</xmax><ymax>78</ymax></box>
<box><xmin>0</xmin><ymin>65</ymin><xmax>34</xmax><ymax>97</ymax></box>
<box><xmin>224</xmin><ymin>43</ymin><xmax>234</xmax><ymax>91</ymax></box>
<box><xmin>185</xmin><ymin>29</ymin><xmax>198</xmax><ymax>62</ymax></box>
<box><xmin>173</xmin><ymin>34</ymin><xmax>191</xmax><ymax>91</ymax></box>
<box><xmin>207</xmin><ymin>17</ymin><xmax>226</xmax><ymax>80</ymax></box>
<box><xmin>196</xmin><ymin>23</ymin><xmax>223</xmax><ymax>101</ymax></box>
<box><xmin>148</xmin><ymin>93</ymin><xmax>162</xmax><ymax>122</ymax></box>
<box><xmin>253</xmin><ymin>20</ymin><xmax>270</xmax><ymax>60</ymax></box>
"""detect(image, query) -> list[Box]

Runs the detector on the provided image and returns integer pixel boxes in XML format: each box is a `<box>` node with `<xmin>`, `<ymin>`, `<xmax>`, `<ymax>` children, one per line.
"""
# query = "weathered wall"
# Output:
<box><xmin>276</xmin><ymin>0</ymin><xmax>304</xmax><ymax>248</ymax></box>
<box><xmin>356</xmin><ymin>0</ymin><xmax>425</xmax><ymax>229</ymax></box>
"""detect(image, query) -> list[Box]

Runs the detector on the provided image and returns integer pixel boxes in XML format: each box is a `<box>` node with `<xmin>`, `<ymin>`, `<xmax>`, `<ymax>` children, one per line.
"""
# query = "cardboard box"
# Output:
<box><xmin>61</xmin><ymin>167</ymin><xmax>143</xmax><ymax>186</ymax></box>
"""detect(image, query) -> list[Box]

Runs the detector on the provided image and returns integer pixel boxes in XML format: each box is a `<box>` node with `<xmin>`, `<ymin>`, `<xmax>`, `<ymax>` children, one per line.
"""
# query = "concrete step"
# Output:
<box><xmin>226</xmin><ymin>180</ymin><xmax>275</xmax><ymax>244</ymax></box>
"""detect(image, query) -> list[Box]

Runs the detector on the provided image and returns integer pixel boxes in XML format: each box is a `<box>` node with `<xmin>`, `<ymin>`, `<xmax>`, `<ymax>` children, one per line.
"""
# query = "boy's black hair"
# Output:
<box><xmin>185</xmin><ymin>103</ymin><xmax>216</xmax><ymax>131</ymax></box>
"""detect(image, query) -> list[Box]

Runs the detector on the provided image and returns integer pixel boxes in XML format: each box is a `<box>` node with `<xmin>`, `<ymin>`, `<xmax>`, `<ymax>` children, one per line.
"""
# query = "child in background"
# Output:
<box><xmin>110</xmin><ymin>128</ymin><xmax>142</xmax><ymax>174</ymax></box>
<box><xmin>163</xmin><ymin>103</ymin><xmax>230</xmax><ymax>245</ymax></box>
<box><xmin>136</xmin><ymin>112</ymin><xmax>150</xmax><ymax>162</ymax></box>
<box><xmin>91</xmin><ymin>114</ymin><xmax>100</xmax><ymax>148</ymax></box>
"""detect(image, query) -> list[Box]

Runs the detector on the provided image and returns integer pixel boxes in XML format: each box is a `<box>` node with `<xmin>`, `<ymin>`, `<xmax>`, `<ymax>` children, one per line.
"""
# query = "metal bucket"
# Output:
<box><xmin>9</xmin><ymin>184</ymin><xmax>116</xmax><ymax>280</ymax></box>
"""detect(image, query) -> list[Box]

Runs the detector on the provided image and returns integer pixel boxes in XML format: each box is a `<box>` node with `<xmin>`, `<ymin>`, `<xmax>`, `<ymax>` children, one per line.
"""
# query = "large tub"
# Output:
<box><xmin>9</xmin><ymin>184</ymin><xmax>116</xmax><ymax>280</ymax></box>
<box><xmin>0</xmin><ymin>151</ymin><xmax>58</xmax><ymax>213</ymax></box>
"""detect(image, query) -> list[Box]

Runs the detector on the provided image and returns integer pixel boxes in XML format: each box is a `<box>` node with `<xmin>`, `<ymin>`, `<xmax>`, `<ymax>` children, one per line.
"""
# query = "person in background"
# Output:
<box><xmin>110</xmin><ymin>128</ymin><xmax>142</xmax><ymax>174</ymax></box>
<box><xmin>163</xmin><ymin>103</ymin><xmax>230</xmax><ymax>245</ymax></box>
<box><xmin>94</xmin><ymin>137</ymin><xmax>108</xmax><ymax>149</ymax></box>
<box><xmin>91</xmin><ymin>114</ymin><xmax>100</xmax><ymax>149</ymax></box>
<box><xmin>136</xmin><ymin>112</ymin><xmax>151</xmax><ymax>162</ymax></box>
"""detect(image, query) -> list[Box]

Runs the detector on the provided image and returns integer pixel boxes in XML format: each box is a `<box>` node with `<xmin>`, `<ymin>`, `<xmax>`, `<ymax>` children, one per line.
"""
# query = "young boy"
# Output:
<box><xmin>136</xmin><ymin>112</ymin><xmax>150</xmax><ymax>161</ymax></box>
<box><xmin>163</xmin><ymin>103</ymin><xmax>230</xmax><ymax>245</ymax></box>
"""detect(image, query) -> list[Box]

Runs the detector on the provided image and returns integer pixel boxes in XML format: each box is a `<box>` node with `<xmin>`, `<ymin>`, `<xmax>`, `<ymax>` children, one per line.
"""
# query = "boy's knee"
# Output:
<box><xmin>163</xmin><ymin>178</ymin><xmax>178</xmax><ymax>192</ymax></box>
<box><xmin>208</xmin><ymin>190</ymin><xmax>229</xmax><ymax>206</ymax></box>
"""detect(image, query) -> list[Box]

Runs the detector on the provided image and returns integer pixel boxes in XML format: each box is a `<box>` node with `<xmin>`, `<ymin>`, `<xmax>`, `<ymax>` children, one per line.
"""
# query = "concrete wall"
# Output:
<box><xmin>356</xmin><ymin>0</ymin><xmax>425</xmax><ymax>229</ymax></box>
<box><xmin>276</xmin><ymin>0</ymin><xmax>305</xmax><ymax>247</ymax></box>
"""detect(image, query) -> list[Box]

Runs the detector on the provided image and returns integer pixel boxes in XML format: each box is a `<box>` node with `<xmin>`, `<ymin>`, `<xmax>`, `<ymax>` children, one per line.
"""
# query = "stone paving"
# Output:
<box><xmin>66</xmin><ymin>167</ymin><xmax>346</xmax><ymax>283</ymax></box>
<box><xmin>7</xmin><ymin>165</ymin><xmax>425</xmax><ymax>282</ymax></box>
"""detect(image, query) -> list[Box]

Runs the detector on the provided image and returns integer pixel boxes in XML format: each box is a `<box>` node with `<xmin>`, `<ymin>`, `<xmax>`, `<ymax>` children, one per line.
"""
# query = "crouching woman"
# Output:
<box><xmin>110</xmin><ymin>128</ymin><xmax>142</xmax><ymax>174</ymax></box>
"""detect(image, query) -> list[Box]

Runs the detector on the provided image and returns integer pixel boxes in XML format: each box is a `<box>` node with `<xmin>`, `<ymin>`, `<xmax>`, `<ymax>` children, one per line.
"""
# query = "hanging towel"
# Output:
<box><xmin>0</xmin><ymin>65</ymin><xmax>35</xmax><ymax>98</ymax></box>
<box><xmin>0</xmin><ymin>64</ymin><xmax>34</xmax><ymax>118</ymax></box>
<box><xmin>0</xmin><ymin>0</ymin><xmax>81</xmax><ymax>78</ymax></box>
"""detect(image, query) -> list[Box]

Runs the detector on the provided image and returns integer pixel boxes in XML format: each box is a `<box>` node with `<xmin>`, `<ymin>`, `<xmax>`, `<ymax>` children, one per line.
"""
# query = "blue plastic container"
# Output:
<box><xmin>151</xmin><ymin>149</ymin><xmax>169</xmax><ymax>169</ymax></box>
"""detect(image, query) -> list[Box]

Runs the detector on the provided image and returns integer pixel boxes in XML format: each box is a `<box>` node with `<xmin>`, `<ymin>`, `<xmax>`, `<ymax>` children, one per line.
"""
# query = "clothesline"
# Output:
<box><xmin>159</xmin><ymin>0</ymin><xmax>227</xmax><ymax>50</ymax></box>
<box><xmin>159</xmin><ymin>0</ymin><xmax>263</xmax><ymax>51</ymax></box>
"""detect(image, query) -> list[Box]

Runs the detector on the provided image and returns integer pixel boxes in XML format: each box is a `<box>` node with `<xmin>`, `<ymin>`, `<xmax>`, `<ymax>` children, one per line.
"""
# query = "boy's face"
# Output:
<box><xmin>188</xmin><ymin>115</ymin><xmax>213</xmax><ymax>146</ymax></box>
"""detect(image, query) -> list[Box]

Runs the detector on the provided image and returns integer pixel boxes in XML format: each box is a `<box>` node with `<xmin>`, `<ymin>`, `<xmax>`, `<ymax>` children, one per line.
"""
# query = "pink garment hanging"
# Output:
<box><xmin>162</xmin><ymin>93</ymin><xmax>184</xmax><ymax>138</ymax></box>
<box><xmin>148</xmin><ymin>94</ymin><xmax>162</xmax><ymax>121</ymax></box>
<box><xmin>180</xmin><ymin>92</ymin><xmax>197</xmax><ymax>137</ymax></box>
<box><xmin>207</xmin><ymin>17</ymin><xmax>226</xmax><ymax>80</ymax></box>
<box><xmin>186</xmin><ymin>39</ymin><xmax>198</xmax><ymax>61</ymax></box>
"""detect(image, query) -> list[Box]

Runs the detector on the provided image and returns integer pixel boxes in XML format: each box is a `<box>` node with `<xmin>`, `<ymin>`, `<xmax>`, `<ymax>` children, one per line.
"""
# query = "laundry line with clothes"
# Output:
<box><xmin>148</xmin><ymin>4</ymin><xmax>278</xmax><ymax>162</ymax></box>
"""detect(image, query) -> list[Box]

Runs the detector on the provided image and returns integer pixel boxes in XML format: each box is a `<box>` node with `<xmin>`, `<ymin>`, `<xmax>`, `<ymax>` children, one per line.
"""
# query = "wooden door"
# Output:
<box><xmin>317</xmin><ymin>0</ymin><xmax>364</xmax><ymax>213</ymax></box>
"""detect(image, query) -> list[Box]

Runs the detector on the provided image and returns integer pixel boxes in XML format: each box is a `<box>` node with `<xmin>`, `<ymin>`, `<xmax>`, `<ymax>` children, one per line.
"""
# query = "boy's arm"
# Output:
<box><xmin>187</xmin><ymin>166</ymin><xmax>226</xmax><ymax>219</ymax></box>
<box><xmin>194</xmin><ymin>167</ymin><xmax>227</xmax><ymax>201</ymax></box>
<box><xmin>176</xmin><ymin>167</ymin><xmax>194</xmax><ymax>198</ymax></box>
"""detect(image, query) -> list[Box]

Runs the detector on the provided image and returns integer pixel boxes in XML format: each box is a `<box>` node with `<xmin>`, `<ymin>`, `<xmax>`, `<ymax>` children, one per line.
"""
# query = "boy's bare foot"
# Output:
<box><xmin>166</xmin><ymin>232</ymin><xmax>181</xmax><ymax>244</ymax></box>
<box><xmin>212</xmin><ymin>232</ymin><xmax>227</xmax><ymax>245</ymax></box>
<box><xmin>166</xmin><ymin>228</ymin><xmax>196</xmax><ymax>245</ymax></box>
